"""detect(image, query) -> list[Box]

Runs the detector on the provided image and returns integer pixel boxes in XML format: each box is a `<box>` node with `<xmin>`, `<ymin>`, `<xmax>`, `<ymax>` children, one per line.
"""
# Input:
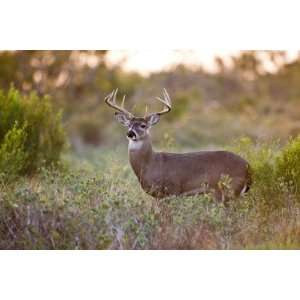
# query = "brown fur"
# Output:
<box><xmin>129</xmin><ymin>135</ymin><xmax>251</xmax><ymax>200</ymax></box>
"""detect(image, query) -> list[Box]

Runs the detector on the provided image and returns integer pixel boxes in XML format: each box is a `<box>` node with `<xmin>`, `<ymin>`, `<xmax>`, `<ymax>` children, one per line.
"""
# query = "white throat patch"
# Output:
<box><xmin>128</xmin><ymin>139</ymin><xmax>144</xmax><ymax>151</ymax></box>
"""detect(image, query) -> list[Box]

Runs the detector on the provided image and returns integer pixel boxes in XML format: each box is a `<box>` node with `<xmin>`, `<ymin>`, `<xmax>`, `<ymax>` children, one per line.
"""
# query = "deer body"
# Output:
<box><xmin>105</xmin><ymin>89</ymin><xmax>251</xmax><ymax>201</ymax></box>
<box><xmin>128</xmin><ymin>137</ymin><xmax>250</xmax><ymax>200</ymax></box>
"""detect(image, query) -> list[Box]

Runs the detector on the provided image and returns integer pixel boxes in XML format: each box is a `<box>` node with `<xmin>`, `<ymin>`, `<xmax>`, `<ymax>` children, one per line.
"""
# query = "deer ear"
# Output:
<box><xmin>115</xmin><ymin>112</ymin><xmax>131</xmax><ymax>127</ymax></box>
<box><xmin>146</xmin><ymin>114</ymin><xmax>160</xmax><ymax>127</ymax></box>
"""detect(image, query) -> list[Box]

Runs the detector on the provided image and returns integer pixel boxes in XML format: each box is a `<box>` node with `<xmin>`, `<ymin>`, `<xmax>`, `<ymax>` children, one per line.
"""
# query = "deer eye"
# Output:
<box><xmin>140</xmin><ymin>124</ymin><xmax>146</xmax><ymax>129</ymax></box>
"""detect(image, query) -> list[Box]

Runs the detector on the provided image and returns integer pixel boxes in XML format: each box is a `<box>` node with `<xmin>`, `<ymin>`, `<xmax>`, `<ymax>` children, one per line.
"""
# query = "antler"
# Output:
<box><xmin>104</xmin><ymin>89</ymin><xmax>133</xmax><ymax>118</ymax></box>
<box><xmin>152</xmin><ymin>88</ymin><xmax>172</xmax><ymax>116</ymax></box>
<box><xmin>105</xmin><ymin>88</ymin><xmax>171</xmax><ymax>118</ymax></box>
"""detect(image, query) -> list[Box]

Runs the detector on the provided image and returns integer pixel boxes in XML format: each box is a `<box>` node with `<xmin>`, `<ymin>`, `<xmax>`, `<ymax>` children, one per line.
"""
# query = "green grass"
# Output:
<box><xmin>1</xmin><ymin>138</ymin><xmax>300</xmax><ymax>249</ymax></box>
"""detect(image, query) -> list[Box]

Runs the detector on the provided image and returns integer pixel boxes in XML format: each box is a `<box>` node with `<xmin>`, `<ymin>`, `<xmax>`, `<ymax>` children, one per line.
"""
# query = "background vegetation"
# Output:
<box><xmin>1</xmin><ymin>50</ymin><xmax>300</xmax><ymax>249</ymax></box>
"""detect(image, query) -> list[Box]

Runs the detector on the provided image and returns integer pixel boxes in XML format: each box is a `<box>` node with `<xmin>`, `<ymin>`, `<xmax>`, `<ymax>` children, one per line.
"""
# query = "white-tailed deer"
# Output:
<box><xmin>105</xmin><ymin>89</ymin><xmax>251</xmax><ymax>201</ymax></box>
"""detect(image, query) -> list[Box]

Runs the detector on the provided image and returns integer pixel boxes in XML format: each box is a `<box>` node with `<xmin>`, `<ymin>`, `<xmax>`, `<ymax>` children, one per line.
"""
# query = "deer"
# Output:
<box><xmin>105</xmin><ymin>89</ymin><xmax>251</xmax><ymax>201</ymax></box>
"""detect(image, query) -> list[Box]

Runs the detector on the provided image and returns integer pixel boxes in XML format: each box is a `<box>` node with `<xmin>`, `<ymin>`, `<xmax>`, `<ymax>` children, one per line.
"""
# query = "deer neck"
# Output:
<box><xmin>128</xmin><ymin>136</ymin><xmax>154</xmax><ymax>179</ymax></box>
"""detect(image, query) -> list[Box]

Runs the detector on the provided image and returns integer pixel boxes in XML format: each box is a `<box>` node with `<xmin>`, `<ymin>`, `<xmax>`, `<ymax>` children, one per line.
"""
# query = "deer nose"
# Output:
<box><xmin>127</xmin><ymin>130</ymin><xmax>136</xmax><ymax>139</ymax></box>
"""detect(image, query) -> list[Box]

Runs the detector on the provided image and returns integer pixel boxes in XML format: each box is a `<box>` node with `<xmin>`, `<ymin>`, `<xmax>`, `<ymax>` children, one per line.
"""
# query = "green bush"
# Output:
<box><xmin>0</xmin><ymin>87</ymin><xmax>66</xmax><ymax>178</ymax></box>
<box><xmin>228</xmin><ymin>137</ymin><xmax>277</xmax><ymax>187</ymax></box>
<box><xmin>276</xmin><ymin>135</ymin><xmax>300</xmax><ymax>194</ymax></box>
<box><xmin>0</xmin><ymin>122</ymin><xmax>28</xmax><ymax>180</ymax></box>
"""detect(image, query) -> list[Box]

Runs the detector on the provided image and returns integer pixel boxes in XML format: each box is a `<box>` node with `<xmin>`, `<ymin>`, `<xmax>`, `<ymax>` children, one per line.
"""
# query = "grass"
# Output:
<box><xmin>1</xmin><ymin>138</ymin><xmax>300</xmax><ymax>249</ymax></box>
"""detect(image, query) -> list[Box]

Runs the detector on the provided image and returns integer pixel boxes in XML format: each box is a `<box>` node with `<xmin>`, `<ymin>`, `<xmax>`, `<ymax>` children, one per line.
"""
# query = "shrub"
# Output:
<box><xmin>0</xmin><ymin>87</ymin><xmax>66</xmax><ymax>177</ymax></box>
<box><xmin>228</xmin><ymin>137</ymin><xmax>278</xmax><ymax>188</ymax></box>
<box><xmin>276</xmin><ymin>135</ymin><xmax>300</xmax><ymax>195</ymax></box>
<box><xmin>227</xmin><ymin>137</ymin><xmax>287</xmax><ymax>211</ymax></box>
<box><xmin>0</xmin><ymin>122</ymin><xmax>28</xmax><ymax>180</ymax></box>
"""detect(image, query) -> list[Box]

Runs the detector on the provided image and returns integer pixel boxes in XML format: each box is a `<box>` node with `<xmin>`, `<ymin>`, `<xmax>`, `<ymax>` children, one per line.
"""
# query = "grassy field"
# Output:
<box><xmin>1</xmin><ymin>136</ymin><xmax>300</xmax><ymax>250</ymax></box>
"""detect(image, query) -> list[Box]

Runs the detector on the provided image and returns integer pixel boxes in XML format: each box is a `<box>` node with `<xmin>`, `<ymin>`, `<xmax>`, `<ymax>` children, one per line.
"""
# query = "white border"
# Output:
<box><xmin>1</xmin><ymin>0</ymin><xmax>300</xmax><ymax>49</ymax></box>
<box><xmin>0</xmin><ymin>251</ymin><xmax>299</xmax><ymax>300</ymax></box>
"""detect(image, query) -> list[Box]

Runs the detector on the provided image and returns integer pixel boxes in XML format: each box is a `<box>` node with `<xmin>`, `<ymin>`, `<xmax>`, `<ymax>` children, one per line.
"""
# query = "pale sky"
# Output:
<box><xmin>106</xmin><ymin>50</ymin><xmax>299</xmax><ymax>75</ymax></box>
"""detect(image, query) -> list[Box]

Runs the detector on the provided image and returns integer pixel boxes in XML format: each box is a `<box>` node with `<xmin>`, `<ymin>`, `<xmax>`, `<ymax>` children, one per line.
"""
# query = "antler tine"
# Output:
<box><xmin>104</xmin><ymin>89</ymin><xmax>133</xmax><ymax>117</ymax></box>
<box><xmin>164</xmin><ymin>88</ymin><xmax>171</xmax><ymax>105</ymax></box>
<box><xmin>153</xmin><ymin>88</ymin><xmax>172</xmax><ymax>116</ymax></box>
<box><xmin>121</xmin><ymin>94</ymin><xmax>126</xmax><ymax>108</ymax></box>
<box><xmin>144</xmin><ymin>105</ymin><xmax>148</xmax><ymax>118</ymax></box>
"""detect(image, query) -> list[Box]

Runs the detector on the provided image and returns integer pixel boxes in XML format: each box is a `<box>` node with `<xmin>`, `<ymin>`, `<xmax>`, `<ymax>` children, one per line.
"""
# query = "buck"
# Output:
<box><xmin>105</xmin><ymin>89</ymin><xmax>251</xmax><ymax>201</ymax></box>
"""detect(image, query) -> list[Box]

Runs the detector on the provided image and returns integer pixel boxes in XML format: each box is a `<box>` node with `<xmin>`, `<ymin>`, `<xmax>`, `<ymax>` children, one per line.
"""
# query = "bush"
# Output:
<box><xmin>228</xmin><ymin>137</ymin><xmax>278</xmax><ymax>187</ymax></box>
<box><xmin>276</xmin><ymin>135</ymin><xmax>300</xmax><ymax>194</ymax></box>
<box><xmin>0</xmin><ymin>87</ymin><xmax>66</xmax><ymax>178</ymax></box>
<box><xmin>227</xmin><ymin>137</ymin><xmax>287</xmax><ymax>211</ymax></box>
<box><xmin>0</xmin><ymin>122</ymin><xmax>28</xmax><ymax>180</ymax></box>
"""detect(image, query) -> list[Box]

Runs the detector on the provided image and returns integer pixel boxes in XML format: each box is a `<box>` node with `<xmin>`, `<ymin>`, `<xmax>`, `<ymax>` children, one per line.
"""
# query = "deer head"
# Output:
<box><xmin>105</xmin><ymin>88</ymin><xmax>171</xmax><ymax>141</ymax></box>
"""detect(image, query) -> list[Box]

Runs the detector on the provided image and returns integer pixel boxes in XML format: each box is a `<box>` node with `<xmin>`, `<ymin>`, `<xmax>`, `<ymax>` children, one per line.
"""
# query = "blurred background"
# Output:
<box><xmin>1</xmin><ymin>50</ymin><xmax>300</xmax><ymax>151</ymax></box>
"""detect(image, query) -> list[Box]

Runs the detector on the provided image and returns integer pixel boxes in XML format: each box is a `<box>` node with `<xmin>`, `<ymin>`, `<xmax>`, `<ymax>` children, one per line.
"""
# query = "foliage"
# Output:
<box><xmin>0</xmin><ymin>123</ymin><xmax>28</xmax><ymax>180</ymax></box>
<box><xmin>1</xmin><ymin>137</ymin><xmax>300</xmax><ymax>249</ymax></box>
<box><xmin>0</xmin><ymin>87</ymin><xmax>66</xmax><ymax>177</ymax></box>
<box><xmin>276</xmin><ymin>135</ymin><xmax>300</xmax><ymax>195</ymax></box>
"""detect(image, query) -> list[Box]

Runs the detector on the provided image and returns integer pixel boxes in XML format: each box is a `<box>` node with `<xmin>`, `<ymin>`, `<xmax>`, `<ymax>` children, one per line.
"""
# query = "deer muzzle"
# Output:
<box><xmin>127</xmin><ymin>130</ymin><xmax>137</xmax><ymax>140</ymax></box>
